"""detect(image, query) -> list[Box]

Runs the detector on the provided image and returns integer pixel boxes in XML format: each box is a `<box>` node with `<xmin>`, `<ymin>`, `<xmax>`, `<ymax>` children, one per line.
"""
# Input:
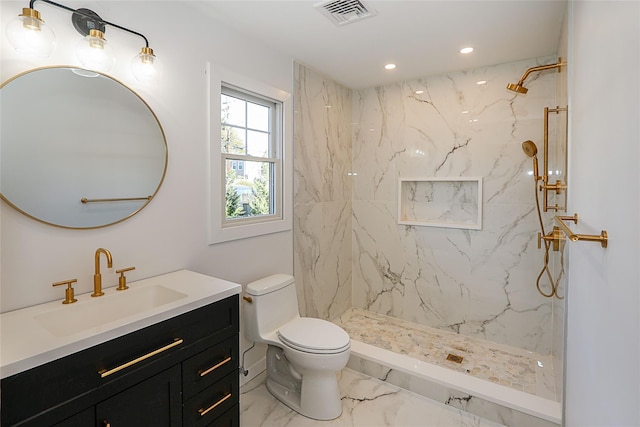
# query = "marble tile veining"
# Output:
<box><xmin>241</xmin><ymin>368</ymin><xmax>506</xmax><ymax>427</ymax></box>
<box><xmin>335</xmin><ymin>309</ymin><xmax>556</xmax><ymax>400</ymax></box>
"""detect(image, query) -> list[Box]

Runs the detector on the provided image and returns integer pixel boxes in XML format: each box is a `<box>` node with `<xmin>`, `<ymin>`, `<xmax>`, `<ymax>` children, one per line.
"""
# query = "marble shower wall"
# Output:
<box><xmin>352</xmin><ymin>57</ymin><xmax>558</xmax><ymax>354</ymax></box>
<box><xmin>293</xmin><ymin>63</ymin><xmax>352</xmax><ymax>320</ymax></box>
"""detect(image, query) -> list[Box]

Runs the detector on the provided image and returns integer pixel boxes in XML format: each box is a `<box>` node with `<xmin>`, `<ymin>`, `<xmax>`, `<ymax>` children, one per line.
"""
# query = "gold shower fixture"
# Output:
<box><xmin>506</xmin><ymin>58</ymin><xmax>566</xmax><ymax>94</ymax></box>
<box><xmin>540</xmin><ymin>106</ymin><xmax>568</xmax><ymax>212</ymax></box>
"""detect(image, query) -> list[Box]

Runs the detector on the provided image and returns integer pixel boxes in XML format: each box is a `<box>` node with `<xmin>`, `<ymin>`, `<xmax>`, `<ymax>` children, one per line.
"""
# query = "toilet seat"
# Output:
<box><xmin>277</xmin><ymin>317</ymin><xmax>350</xmax><ymax>354</ymax></box>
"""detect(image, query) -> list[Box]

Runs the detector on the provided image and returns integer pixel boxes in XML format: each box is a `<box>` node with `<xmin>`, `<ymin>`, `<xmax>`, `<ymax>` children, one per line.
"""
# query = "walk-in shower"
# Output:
<box><xmin>293</xmin><ymin>57</ymin><xmax>568</xmax><ymax>426</ymax></box>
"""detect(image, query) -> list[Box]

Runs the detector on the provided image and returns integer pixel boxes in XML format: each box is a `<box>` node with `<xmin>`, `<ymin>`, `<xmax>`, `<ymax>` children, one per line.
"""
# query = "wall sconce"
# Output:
<box><xmin>5</xmin><ymin>0</ymin><xmax>161</xmax><ymax>82</ymax></box>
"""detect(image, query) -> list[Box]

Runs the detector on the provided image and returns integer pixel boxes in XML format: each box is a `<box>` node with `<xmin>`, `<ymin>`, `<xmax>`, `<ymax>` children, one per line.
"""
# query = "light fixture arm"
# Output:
<box><xmin>29</xmin><ymin>0</ymin><xmax>150</xmax><ymax>47</ymax></box>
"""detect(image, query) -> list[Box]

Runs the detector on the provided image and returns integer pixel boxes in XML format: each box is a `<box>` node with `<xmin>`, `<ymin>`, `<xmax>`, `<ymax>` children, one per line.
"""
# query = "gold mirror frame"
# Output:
<box><xmin>0</xmin><ymin>66</ymin><xmax>168</xmax><ymax>229</ymax></box>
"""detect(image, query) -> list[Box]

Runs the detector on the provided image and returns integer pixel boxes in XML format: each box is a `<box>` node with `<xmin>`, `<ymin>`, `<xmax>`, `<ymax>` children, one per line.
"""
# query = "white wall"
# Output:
<box><xmin>565</xmin><ymin>2</ymin><xmax>640</xmax><ymax>425</ymax></box>
<box><xmin>0</xmin><ymin>1</ymin><xmax>293</xmax><ymax>315</ymax></box>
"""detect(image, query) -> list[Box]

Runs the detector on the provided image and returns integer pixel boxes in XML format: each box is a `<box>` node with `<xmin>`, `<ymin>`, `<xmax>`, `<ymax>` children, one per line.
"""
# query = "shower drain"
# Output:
<box><xmin>446</xmin><ymin>353</ymin><xmax>464</xmax><ymax>364</ymax></box>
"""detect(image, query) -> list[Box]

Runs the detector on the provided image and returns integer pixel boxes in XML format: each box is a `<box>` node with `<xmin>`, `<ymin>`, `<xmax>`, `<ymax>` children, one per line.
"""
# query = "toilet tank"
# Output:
<box><xmin>244</xmin><ymin>274</ymin><xmax>300</xmax><ymax>342</ymax></box>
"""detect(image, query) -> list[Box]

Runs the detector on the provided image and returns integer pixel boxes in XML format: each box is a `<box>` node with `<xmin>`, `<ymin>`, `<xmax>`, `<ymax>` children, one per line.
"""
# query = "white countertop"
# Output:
<box><xmin>0</xmin><ymin>270</ymin><xmax>241</xmax><ymax>379</ymax></box>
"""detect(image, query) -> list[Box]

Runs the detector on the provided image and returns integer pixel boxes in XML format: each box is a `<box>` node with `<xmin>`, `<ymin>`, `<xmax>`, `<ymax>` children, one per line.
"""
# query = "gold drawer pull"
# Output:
<box><xmin>98</xmin><ymin>338</ymin><xmax>184</xmax><ymax>378</ymax></box>
<box><xmin>198</xmin><ymin>392</ymin><xmax>232</xmax><ymax>417</ymax></box>
<box><xmin>198</xmin><ymin>356</ymin><xmax>232</xmax><ymax>377</ymax></box>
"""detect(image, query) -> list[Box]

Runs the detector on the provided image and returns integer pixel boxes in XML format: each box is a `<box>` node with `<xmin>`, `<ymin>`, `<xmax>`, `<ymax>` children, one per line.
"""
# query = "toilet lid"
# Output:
<box><xmin>277</xmin><ymin>318</ymin><xmax>350</xmax><ymax>353</ymax></box>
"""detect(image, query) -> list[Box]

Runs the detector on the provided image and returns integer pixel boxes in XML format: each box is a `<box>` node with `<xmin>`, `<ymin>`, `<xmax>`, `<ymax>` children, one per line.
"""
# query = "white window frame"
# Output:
<box><xmin>221</xmin><ymin>85</ymin><xmax>281</xmax><ymax>226</ymax></box>
<box><xmin>207</xmin><ymin>63</ymin><xmax>292</xmax><ymax>244</ymax></box>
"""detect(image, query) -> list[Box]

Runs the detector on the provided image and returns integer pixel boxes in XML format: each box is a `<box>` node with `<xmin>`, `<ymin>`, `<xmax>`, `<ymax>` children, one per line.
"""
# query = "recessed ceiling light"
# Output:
<box><xmin>460</xmin><ymin>47</ymin><xmax>474</xmax><ymax>54</ymax></box>
<box><xmin>476</xmin><ymin>80</ymin><xmax>487</xmax><ymax>85</ymax></box>
<box><xmin>415</xmin><ymin>90</ymin><xmax>424</xmax><ymax>94</ymax></box>
<box><xmin>384</xmin><ymin>63</ymin><xmax>396</xmax><ymax>70</ymax></box>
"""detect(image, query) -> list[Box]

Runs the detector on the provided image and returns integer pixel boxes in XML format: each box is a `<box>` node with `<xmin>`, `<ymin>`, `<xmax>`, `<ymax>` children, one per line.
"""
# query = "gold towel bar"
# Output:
<box><xmin>81</xmin><ymin>196</ymin><xmax>152</xmax><ymax>203</ymax></box>
<box><xmin>554</xmin><ymin>214</ymin><xmax>608</xmax><ymax>248</ymax></box>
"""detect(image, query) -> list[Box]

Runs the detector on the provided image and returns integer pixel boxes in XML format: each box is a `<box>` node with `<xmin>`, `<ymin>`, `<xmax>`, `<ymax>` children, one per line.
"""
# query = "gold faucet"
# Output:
<box><xmin>92</xmin><ymin>248</ymin><xmax>113</xmax><ymax>297</ymax></box>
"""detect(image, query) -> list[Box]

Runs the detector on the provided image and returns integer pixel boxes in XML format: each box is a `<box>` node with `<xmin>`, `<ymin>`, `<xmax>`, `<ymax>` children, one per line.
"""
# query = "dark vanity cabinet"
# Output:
<box><xmin>1</xmin><ymin>295</ymin><xmax>239</xmax><ymax>427</ymax></box>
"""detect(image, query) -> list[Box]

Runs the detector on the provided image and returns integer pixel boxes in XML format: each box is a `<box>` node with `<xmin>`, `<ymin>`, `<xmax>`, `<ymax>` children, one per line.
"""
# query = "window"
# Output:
<box><xmin>221</xmin><ymin>85</ymin><xmax>281</xmax><ymax>224</ymax></box>
<box><xmin>208</xmin><ymin>64</ymin><xmax>291</xmax><ymax>244</ymax></box>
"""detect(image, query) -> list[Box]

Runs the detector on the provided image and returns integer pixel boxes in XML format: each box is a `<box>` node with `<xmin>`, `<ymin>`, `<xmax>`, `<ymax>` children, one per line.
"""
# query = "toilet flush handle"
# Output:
<box><xmin>242</xmin><ymin>295</ymin><xmax>253</xmax><ymax>303</ymax></box>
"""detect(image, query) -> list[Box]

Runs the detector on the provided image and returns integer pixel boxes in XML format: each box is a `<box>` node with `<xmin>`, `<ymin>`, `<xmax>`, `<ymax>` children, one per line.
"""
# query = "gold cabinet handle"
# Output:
<box><xmin>98</xmin><ymin>338</ymin><xmax>183</xmax><ymax>378</ymax></box>
<box><xmin>198</xmin><ymin>393</ymin><xmax>232</xmax><ymax>417</ymax></box>
<box><xmin>198</xmin><ymin>356</ymin><xmax>232</xmax><ymax>377</ymax></box>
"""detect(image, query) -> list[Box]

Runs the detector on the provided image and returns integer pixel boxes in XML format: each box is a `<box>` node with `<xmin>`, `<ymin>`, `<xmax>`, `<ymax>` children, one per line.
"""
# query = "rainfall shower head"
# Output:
<box><xmin>506</xmin><ymin>82</ymin><xmax>528</xmax><ymax>94</ymax></box>
<box><xmin>522</xmin><ymin>140</ymin><xmax>538</xmax><ymax>157</ymax></box>
<box><xmin>507</xmin><ymin>58</ymin><xmax>566</xmax><ymax>94</ymax></box>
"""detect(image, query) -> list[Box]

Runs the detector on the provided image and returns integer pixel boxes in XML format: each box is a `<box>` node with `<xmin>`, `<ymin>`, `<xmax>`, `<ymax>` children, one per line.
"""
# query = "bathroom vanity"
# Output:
<box><xmin>0</xmin><ymin>270</ymin><xmax>241</xmax><ymax>427</ymax></box>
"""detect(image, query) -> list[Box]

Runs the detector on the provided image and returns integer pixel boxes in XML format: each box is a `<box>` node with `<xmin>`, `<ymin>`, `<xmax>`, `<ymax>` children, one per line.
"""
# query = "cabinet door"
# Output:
<box><xmin>96</xmin><ymin>365</ymin><xmax>181</xmax><ymax>427</ymax></box>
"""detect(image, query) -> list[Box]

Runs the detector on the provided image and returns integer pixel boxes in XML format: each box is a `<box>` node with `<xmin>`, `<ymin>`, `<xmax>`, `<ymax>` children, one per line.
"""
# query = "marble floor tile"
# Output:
<box><xmin>241</xmin><ymin>368</ymin><xmax>506</xmax><ymax>427</ymax></box>
<box><xmin>335</xmin><ymin>309</ymin><xmax>556</xmax><ymax>400</ymax></box>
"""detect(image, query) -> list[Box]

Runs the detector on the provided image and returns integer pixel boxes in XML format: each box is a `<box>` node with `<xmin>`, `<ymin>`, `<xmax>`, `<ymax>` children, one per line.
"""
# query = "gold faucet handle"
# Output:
<box><xmin>52</xmin><ymin>279</ymin><xmax>78</xmax><ymax>304</ymax></box>
<box><xmin>115</xmin><ymin>266</ymin><xmax>135</xmax><ymax>291</ymax></box>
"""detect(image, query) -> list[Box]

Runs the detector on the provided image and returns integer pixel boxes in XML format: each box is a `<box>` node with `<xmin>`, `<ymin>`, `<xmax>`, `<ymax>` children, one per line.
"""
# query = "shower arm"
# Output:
<box><xmin>513</xmin><ymin>60</ymin><xmax>567</xmax><ymax>88</ymax></box>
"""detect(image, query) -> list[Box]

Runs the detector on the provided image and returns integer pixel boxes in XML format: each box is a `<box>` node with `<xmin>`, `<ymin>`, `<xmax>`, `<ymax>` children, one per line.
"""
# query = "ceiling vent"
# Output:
<box><xmin>314</xmin><ymin>0</ymin><xmax>377</xmax><ymax>26</ymax></box>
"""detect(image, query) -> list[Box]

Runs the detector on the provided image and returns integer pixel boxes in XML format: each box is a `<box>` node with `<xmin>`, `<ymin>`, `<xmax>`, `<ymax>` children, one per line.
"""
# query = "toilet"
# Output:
<box><xmin>243</xmin><ymin>274</ymin><xmax>351</xmax><ymax>420</ymax></box>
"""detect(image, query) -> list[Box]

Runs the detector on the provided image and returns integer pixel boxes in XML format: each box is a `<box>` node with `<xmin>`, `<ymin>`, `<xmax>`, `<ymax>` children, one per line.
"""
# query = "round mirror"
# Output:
<box><xmin>0</xmin><ymin>67</ymin><xmax>167</xmax><ymax>229</ymax></box>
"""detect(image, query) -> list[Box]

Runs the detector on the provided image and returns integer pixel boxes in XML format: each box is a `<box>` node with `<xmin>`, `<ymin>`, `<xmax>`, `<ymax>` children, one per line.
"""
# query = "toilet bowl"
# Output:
<box><xmin>243</xmin><ymin>274</ymin><xmax>351</xmax><ymax>420</ymax></box>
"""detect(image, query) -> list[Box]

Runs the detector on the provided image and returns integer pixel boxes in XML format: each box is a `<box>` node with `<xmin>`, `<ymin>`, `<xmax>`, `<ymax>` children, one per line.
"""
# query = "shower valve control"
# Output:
<box><xmin>538</xmin><ymin>227</ymin><xmax>564</xmax><ymax>252</ymax></box>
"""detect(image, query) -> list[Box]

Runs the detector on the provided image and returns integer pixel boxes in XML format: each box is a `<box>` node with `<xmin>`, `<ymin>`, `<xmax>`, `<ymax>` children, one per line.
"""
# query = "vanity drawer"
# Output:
<box><xmin>183</xmin><ymin>371</ymin><xmax>239</xmax><ymax>427</ymax></box>
<box><xmin>183</xmin><ymin>335</ymin><xmax>239</xmax><ymax>400</ymax></box>
<box><xmin>207</xmin><ymin>404</ymin><xmax>239</xmax><ymax>427</ymax></box>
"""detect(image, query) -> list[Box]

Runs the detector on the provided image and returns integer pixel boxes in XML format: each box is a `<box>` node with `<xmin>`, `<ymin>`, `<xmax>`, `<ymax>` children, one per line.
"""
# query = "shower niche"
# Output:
<box><xmin>397</xmin><ymin>177</ymin><xmax>483</xmax><ymax>230</ymax></box>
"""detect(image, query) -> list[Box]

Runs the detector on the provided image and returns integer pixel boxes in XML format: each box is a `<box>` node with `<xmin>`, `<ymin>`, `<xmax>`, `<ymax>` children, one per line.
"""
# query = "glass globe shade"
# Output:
<box><xmin>75</xmin><ymin>29</ymin><xmax>115</xmax><ymax>73</ymax></box>
<box><xmin>131</xmin><ymin>47</ymin><xmax>162</xmax><ymax>83</ymax></box>
<box><xmin>5</xmin><ymin>8</ymin><xmax>56</xmax><ymax>59</ymax></box>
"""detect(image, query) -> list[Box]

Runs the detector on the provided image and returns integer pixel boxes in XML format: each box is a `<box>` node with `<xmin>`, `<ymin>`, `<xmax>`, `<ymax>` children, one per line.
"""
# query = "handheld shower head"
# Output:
<box><xmin>522</xmin><ymin>140</ymin><xmax>538</xmax><ymax>157</ymax></box>
<box><xmin>522</xmin><ymin>140</ymin><xmax>539</xmax><ymax>179</ymax></box>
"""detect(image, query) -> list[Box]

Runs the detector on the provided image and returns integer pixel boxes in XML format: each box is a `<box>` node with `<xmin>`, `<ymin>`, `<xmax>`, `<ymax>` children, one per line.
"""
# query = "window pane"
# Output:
<box><xmin>247</xmin><ymin>130</ymin><xmax>269</xmax><ymax>158</ymax></box>
<box><xmin>225</xmin><ymin>159</ymin><xmax>273</xmax><ymax>220</ymax></box>
<box><xmin>247</xmin><ymin>102</ymin><xmax>269</xmax><ymax>131</ymax></box>
<box><xmin>221</xmin><ymin>94</ymin><xmax>246</xmax><ymax>127</ymax></box>
<box><xmin>221</xmin><ymin>125</ymin><xmax>246</xmax><ymax>154</ymax></box>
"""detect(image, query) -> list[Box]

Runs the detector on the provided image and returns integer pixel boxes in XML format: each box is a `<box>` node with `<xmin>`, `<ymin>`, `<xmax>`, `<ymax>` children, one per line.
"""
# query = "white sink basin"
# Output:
<box><xmin>34</xmin><ymin>285</ymin><xmax>187</xmax><ymax>337</ymax></box>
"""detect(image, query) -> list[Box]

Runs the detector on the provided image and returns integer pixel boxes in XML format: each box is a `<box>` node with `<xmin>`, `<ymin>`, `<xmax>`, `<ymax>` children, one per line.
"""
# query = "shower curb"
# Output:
<box><xmin>347</xmin><ymin>340</ymin><xmax>562</xmax><ymax>427</ymax></box>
